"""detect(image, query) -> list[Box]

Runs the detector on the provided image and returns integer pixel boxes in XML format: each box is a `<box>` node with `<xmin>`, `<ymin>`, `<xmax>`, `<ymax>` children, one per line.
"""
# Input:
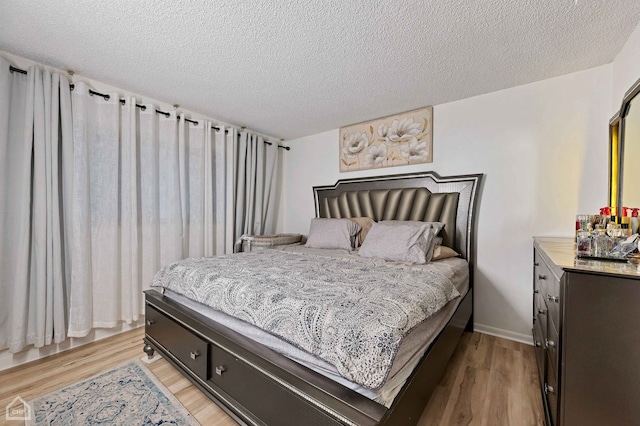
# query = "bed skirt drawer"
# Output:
<box><xmin>146</xmin><ymin>304</ymin><xmax>208</xmax><ymax>380</ymax></box>
<box><xmin>206</xmin><ymin>344</ymin><xmax>342</xmax><ymax>426</ymax></box>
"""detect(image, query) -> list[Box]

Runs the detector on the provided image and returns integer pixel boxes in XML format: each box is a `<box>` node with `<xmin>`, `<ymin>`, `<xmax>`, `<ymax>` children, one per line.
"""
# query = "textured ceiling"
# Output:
<box><xmin>0</xmin><ymin>0</ymin><xmax>639</xmax><ymax>140</ymax></box>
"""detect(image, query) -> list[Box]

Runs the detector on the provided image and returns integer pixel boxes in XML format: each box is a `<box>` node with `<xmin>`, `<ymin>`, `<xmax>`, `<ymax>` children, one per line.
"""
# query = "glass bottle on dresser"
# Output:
<box><xmin>594</xmin><ymin>225</ymin><xmax>612</xmax><ymax>257</ymax></box>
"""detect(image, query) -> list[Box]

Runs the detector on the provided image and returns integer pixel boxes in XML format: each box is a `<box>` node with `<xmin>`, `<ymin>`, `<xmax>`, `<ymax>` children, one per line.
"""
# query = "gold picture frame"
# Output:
<box><xmin>339</xmin><ymin>106</ymin><xmax>433</xmax><ymax>172</ymax></box>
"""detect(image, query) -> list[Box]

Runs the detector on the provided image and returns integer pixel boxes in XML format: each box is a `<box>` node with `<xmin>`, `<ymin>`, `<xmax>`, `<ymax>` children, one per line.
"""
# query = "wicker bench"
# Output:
<box><xmin>239</xmin><ymin>233</ymin><xmax>303</xmax><ymax>252</ymax></box>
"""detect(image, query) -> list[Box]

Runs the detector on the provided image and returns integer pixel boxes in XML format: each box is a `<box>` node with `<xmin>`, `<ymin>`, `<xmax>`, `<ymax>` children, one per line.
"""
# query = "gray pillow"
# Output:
<box><xmin>381</xmin><ymin>220</ymin><xmax>445</xmax><ymax>235</ymax></box>
<box><xmin>305</xmin><ymin>218</ymin><xmax>361</xmax><ymax>250</ymax></box>
<box><xmin>358</xmin><ymin>222</ymin><xmax>430</xmax><ymax>264</ymax></box>
<box><xmin>381</xmin><ymin>220</ymin><xmax>445</xmax><ymax>262</ymax></box>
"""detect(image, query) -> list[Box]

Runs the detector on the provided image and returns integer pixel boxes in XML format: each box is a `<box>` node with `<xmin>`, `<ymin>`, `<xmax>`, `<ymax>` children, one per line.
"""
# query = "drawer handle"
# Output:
<box><xmin>190</xmin><ymin>351</ymin><xmax>199</xmax><ymax>360</ymax></box>
<box><xmin>215</xmin><ymin>365</ymin><xmax>226</xmax><ymax>376</ymax></box>
<box><xmin>533</xmin><ymin>289</ymin><xmax>540</xmax><ymax>294</ymax></box>
<box><xmin>545</xmin><ymin>339</ymin><xmax>556</xmax><ymax>348</ymax></box>
<box><xmin>537</xmin><ymin>308</ymin><xmax>545</xmax><ymax>315</ymax></box>
<box><xmin>534</xmin><ymin>340</ymin><xmax>542</xmax><ymax>347</ymax></box>
<box><xmin>538</xmin><ymin>274</ymin><xmax>547</xmax><ymax>280</ymax></box>
<box><xmin>146</xmin><ymin>319</ymin><xmax>155</xmax><ymax>326</ymax></box>
<box><xmin>534</xmin><ymin>262</ymin><xmax>540</xmax><ymax>266</ymax></box>
<box><xmin>547</xmin><ymin>294</ymin><xmax>559</xmax><ymax>303</ymax></box>
<box><xmin>544</xmin><ymin>383</ymin><xmax>555</xmax><ymax>395</ymax></box>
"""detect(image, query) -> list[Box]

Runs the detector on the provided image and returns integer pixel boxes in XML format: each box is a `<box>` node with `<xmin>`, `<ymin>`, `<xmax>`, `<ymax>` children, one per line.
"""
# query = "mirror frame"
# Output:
<box><xmin>611</xmin><ymin>76</ymin><xmax>640</xmax><ymax>216</ymax></box>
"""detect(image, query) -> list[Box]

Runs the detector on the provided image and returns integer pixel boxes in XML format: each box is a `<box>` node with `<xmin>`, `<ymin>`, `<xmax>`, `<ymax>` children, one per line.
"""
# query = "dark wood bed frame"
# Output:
<box><xmin>143</xmin><ymin>171</ymin><xmax>483</xmax><ymax>425</ymax></box>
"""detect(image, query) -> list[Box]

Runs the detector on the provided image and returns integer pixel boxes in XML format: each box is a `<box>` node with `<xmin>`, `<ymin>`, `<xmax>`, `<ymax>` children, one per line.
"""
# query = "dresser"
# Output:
<box><xmin>533</xmin><ymin>237</ymin><xmax>640</xmax><ymax>426</ymax></box>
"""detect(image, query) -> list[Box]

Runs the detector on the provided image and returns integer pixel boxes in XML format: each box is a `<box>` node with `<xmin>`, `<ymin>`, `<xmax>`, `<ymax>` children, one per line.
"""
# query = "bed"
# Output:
<box><xmin>143</xmin><ymin>171</ymin><xmax>483</xmax><ymax>426</ymax></box>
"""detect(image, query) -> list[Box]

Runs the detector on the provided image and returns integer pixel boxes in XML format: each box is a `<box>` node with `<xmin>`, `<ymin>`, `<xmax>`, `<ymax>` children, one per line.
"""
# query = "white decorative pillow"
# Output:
<box><xmin>358</xmin><ymin>222</ymin><xmax>430</xmax><ymax>264</ymax></box>
<box><xmin>305</xmin><ymin>218</ymin><xmax>361</xmax><ymax>250</ymax></box>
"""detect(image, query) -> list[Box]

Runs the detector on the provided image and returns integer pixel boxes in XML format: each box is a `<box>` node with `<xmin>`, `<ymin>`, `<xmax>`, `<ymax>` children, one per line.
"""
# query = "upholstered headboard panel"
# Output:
<box><xmin>313</xmin><ymin>171</ymin><xmax>482</xmax><ymax>261</ymax></box>
<box><xmin>317</xmin><ymin>188</ymin><xmax>459</xmax><ymax>249</ymax></box>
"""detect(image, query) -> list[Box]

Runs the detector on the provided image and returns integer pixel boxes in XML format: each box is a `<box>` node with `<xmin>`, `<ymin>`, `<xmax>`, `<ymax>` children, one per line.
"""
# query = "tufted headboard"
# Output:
<box><xmin>313</xmin><ymin>171</ymin><xmax>483</xmax><ymax>262</ymax></box>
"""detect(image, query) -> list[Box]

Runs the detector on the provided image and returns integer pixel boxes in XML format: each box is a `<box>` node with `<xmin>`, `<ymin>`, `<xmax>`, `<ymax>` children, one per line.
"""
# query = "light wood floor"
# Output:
<box><xmin>0</xmin><ymin>328</ymin><xmax>543</xmax><ymax>426</ymax></box>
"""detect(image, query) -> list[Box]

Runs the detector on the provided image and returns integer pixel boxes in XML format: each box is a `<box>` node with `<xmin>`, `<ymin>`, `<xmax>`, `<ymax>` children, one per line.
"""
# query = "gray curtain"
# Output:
<box><xmin>0</xmin><ymin>59</ymin><xmax>73</xmax><ymax>352</ymax></box>
<box><xmin>234</xmin><ymin>132</ymin><xmax>279</xmax><ymax>245</ymax></box>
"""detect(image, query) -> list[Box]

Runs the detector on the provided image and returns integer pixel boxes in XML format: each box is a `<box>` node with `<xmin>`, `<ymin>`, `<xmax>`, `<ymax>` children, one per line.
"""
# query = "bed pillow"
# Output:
<box><xmin>348</xmin><ymin>217</ymin><xmax>375</xmax><ymax>246</ymax></box>
<box><xmin>382</xmin><ymin>220</ymin><xmax>445</xmax><ymax>262</ymax></box>
<box><xmin>381</xmin><ymin>220</ymin><xmax>445</xmax><ymax>236</ymax></box>
<box><xmin>432</xmin><ymin>245</ymin><xmax>460</xmax><ymax>261</ymax></box>
<box><xmin>358</xmin><ymin>222</ymin><xmax>430</xmax><ymax>264</ymax></box>
<box><xmin>425</xmin><ymin>235</ymin><xmax>442</xmax><ymax>263</ymax></box>
<box><xmin>305</xmin><ymin>218</ymin><xmax>361</xmax><ymax>250</ymax></box>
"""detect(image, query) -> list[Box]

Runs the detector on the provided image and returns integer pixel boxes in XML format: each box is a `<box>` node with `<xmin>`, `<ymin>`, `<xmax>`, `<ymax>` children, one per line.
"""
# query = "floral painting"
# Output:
<box><xmin>339</xmin><ymin>106</ymin><xmax>433</xmax><ymax>172</ymax></box>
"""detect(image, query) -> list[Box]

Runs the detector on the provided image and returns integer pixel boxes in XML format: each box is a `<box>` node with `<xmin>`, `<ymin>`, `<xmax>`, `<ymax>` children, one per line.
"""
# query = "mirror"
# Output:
<box><xmin>611</xmin><ymin>77</ymin><xmax>640</xmax><ymax>216</ymax></box>
<box><xmin>621</xmin><ymin>94</ymin><xmax>640</xmax><ymax>209</ymax></box>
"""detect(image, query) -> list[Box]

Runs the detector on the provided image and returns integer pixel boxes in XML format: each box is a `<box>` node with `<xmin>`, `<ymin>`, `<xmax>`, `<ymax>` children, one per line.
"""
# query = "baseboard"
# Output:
<box><xmin>474</xmin><ymin>323</ymin><xmax>533</xmax><ymax>346</ymax></box>
<box><xmin>0</xmin><ymin>320</ymin><xmax>144</xmax><ymax>372</ymax></box>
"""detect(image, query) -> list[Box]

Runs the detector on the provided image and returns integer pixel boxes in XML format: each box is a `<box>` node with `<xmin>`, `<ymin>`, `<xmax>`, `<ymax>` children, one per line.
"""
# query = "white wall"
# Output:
<box><xmin>279</xmin><ymin>65</ymin><xmax>612</xmax><ymax>343</ymax></box>
<box><xmin>612</xmin><ymin>22</ymin><xmax>640</xmax><ymax>112</ymax></box>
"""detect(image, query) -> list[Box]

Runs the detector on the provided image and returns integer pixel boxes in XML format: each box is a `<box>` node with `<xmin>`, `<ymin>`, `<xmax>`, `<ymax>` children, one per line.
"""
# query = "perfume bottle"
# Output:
<box><xmin>594</xmin><ymin>225</ymin><xmax>611</xmax><ymax>257</ymax></box>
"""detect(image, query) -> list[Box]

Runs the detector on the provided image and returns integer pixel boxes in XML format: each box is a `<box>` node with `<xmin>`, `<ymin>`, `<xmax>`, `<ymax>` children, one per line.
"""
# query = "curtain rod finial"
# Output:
<box><xmin>67</xmin><ymin>70</ymin><xmax>75</xmax><ymax>76</ymax></box>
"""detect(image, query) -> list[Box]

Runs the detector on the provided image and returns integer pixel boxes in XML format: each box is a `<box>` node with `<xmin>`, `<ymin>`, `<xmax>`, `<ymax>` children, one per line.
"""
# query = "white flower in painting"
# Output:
<box><xmin>364</xmin><ymin>143</ymin><xmax>388</xmax><ymax>168</ymax></box>
<box><xmin>401</xmin><ymin>140</ymin><xmax>429</xmax><ymax>162</ymax></box>
<box><xmin>342</xmin><ymin>132</ymin><xmax>369</xmax><ymax>156</ymax></box>
<box><xmin>377</xmin><ymin>123</ymin><xmax>389</xmax><ymax>138</ymax></box>
<box><xmin>385</xmin><ymin>117</ymin><xmax>423</xmax><ymax>145</ymax></box>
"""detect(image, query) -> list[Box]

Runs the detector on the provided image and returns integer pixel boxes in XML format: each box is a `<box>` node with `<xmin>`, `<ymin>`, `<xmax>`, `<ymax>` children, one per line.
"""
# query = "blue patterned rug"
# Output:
<box><xmin>27</xmin><ymin>360</ymin><xmax>199</xmax><ymax>425</ymax></box>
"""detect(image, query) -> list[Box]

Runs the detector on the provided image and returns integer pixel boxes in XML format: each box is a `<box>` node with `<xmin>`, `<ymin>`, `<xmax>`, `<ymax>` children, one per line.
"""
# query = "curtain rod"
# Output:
<box><xmin>9</xmin><ymin>64</ymin><xmax>289</xmax><ymax>150</ymax></box>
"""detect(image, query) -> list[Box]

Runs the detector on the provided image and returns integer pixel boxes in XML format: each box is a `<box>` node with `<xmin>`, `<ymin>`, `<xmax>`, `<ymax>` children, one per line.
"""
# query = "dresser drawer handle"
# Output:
<box><xmin>215</xmin><ymin>365</ymin><xmax>226</xmax><ymax>376</ymax></box>
<box><xmin>534</xmin><ymin>262</ymin><xmax>540</xmax><ymax>267</ymax></box>
<box><xmin>545</xmin><ymin>339</ymin><xmax>556</xmax><ymax>348</ymax></box>
<box><xmin>534</xmin><ymin>340</ymin><xmax>542</xmax><ymax>347</ymax></box>
<box><xmin>544</xmin><ymin>383</ymin><xmax>555</xmax><ymax>394</ymax></box>
<box><xmin>533</xmin><ymin>289</ymin><xmax>540</xmax><ymax>294</ymax></box>
<box><xmin>146</xmin><ymin>319</ymin><xmax>155</xmax><ymax>326</ymax></box>
<box><xmin>537</xmin><ymin>308</ymin><xmax>545</xmax><ymax>315</ymax></box>
<box><xmin>538</xmin><ymin>274</ymin><xmax>547</xmax><ymax>280</ymax></box>
<box><xmin>547</xmin><ymin>294</ymin><xmax>559</xmax><ymax>303</ymax></box>
<box><xmin>190</xmin><ymin>351</ymin><xmax>199</xmax><ymax>360</ymax></box>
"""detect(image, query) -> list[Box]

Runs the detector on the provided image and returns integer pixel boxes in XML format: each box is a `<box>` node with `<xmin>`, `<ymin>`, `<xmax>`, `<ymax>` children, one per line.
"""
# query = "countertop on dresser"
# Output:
<box><xmin>534</xmin><ymin>237</ymin><xmax>640</xmax><ymax>279</ymax></box>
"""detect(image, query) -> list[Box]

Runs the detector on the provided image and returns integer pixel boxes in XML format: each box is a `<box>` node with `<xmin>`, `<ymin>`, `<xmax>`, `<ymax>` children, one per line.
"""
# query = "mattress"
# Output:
<box><xmin>161</xmin><ymin>246</ymin><xmax>469</xmax><ymax>407</ymax></box>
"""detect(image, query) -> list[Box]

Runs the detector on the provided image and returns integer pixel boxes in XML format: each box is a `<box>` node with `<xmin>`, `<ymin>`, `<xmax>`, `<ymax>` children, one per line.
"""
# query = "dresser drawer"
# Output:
<box><xmin>532</xmin><ymin>322</ymin><xmax>545</xmax><ymax>384</ymax></box>
<box><xmin>146</xmin><ymin>304</ymin><xmax>208</xmax><ymax>380</ymax></box>
<box><xmin>546</xmin><ymin>318</ymin><xmax>559</xmax><ymax>377</ymax></box>
<box><xmin>545</xmin><ymin>356</ymin><xmax>558</xmax><ymax>426</ymax></box>
<box><xmin>536</xmin><ymin>257</ymin><xmax>560</xmax><ymax>328</ymax></box>
<box><xmin>534</xmin><ymin>292</ymin><xmax>548</xmax><ymax>342</ymax></box>
<box><xmin>206</xmin><ymin>344</ymin><xmax>340</xmax><ymax>426</ymax></box>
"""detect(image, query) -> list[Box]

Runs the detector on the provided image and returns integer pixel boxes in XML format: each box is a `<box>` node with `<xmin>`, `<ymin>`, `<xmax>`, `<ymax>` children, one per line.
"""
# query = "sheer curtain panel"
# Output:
<box><xmin>0</xmin><ymin>60</ymin><xmax>72</xmax><ymax>352</ymax></box>
<box><xmin>69</xmin><ymin>82</ymin><xmax>125</xmax><ymax>335</ymax></box>
<box><xmin>179</xmin><ymin>119</ymin><xmax>236</xmax><ymax>257</ymax></box>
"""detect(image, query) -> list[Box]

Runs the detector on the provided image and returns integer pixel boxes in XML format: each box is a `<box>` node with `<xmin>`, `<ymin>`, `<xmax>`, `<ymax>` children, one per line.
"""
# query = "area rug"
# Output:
<box><xmin>27</xmin><ymin>360</ymin><xmax>199</xmax><ymax>425</ymax></box>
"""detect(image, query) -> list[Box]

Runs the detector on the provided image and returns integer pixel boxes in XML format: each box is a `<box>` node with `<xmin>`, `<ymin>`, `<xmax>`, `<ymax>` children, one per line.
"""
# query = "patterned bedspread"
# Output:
<box><xmin>150</xmin><ymin>250</ymin><xmax>460</xmax><ymax>389</ymax></box>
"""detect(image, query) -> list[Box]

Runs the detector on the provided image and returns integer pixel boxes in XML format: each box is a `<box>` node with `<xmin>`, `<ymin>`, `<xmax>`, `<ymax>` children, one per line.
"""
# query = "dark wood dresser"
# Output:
<box><xmin>533</xmin><ymin>237</ymin><xmax>640</xmax><ymax>426</ymax></box>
